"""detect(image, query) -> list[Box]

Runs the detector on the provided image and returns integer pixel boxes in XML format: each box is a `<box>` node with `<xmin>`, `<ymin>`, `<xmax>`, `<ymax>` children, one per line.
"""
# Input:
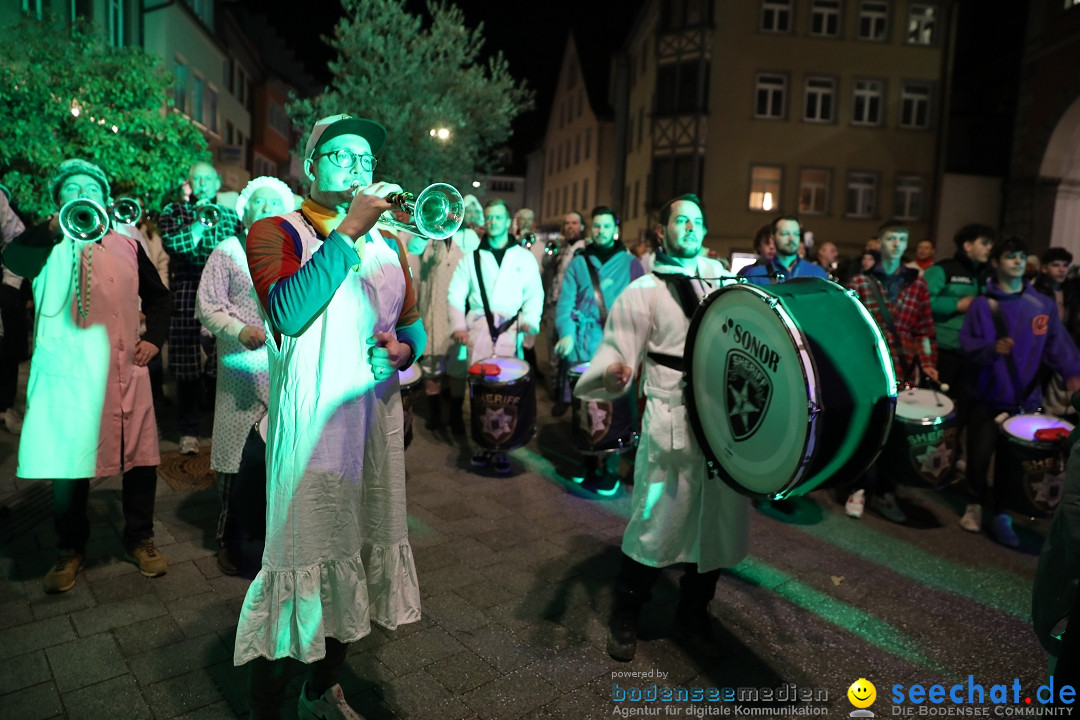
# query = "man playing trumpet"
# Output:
<box><xmin>159</xmin><ymin>162</ymin><xmax>244</xmax><ymax>455</ymax></box>
<box><xmin>233</xmin><ymin>114</ymin><xmax>426</xmax><ymax>720</ymax></box>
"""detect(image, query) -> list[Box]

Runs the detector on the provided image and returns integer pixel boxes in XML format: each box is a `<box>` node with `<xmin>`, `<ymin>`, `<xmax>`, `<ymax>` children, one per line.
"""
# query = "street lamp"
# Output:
<box><xmin>429</xmin><ymin>127</ymin><xmax>450</xmax><ymax>140</ymax></box>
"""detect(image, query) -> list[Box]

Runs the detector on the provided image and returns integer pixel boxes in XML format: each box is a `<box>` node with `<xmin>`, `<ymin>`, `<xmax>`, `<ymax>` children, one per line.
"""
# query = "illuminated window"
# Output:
<box><xmin>894</xmin><ymin>176</ymin><xmax>924</xmax><ymax>220</ymax></box>
<box><xmin>755</xmin><ymin>74</ymin><xmax>787</xmax><ymax>119</ymax></box>
<box><xmin>906</xmin><ymin>4</ymin><xmax>936</xmax><ymax>45</ymax></box>
<box><xmin>799</xmin><ymin>169</ymin><xmax>831</xmax><ymax>215</ymax></box>
<box><xmin>900</xmin><ymin>83</ymin><xmax>931</xmax><ymax>128</ymax></box>
<box><xmin>852</xmin><ymin>79</ymin><xmax>884</xmax><ymax>125</ymax></box>
<box><xmin>858</xmin><ymin>1</ymin><xmax>889</xmax><ymax>41</ymax></box>
<box><xmin>749</xmin><ymin>166</ymin><xmax>782</xmax><ymax>212</ymax></box>
<box><xmin>804</xmin><ymin>77</ymin><xmax>836</xmax><ymax>122</ymax></box>
<box><xmin>761</xmin><ymin>0</ymin><xmax>792</xmax><ymax>32</ymax></box>
<box><xmin>846</xmin><ymin>172</ymin><xmax>877</xmax><ymax>217</ymax></box>
<box><xmin>810</xmin><ymin>0</ymin><xmax>841</xmax><ymax>37</ymax></box>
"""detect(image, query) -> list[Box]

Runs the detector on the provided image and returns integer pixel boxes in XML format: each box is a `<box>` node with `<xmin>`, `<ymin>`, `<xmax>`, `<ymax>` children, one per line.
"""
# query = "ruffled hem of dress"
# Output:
<box><xmin>233</xmin><ymin>539</ymin><xmax>420</xmax><ymax>665</ymax></box>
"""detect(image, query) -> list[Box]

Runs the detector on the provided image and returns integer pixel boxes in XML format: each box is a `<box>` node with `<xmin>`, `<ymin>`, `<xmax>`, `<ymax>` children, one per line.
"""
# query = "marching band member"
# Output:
<box><xmin>574</xmin><ymin>193</ymin><xmax>748</xmax><ymax>662</ymax></box>
<box><xmin>6</xmin><ymin>159</ymin><xmax>171</xmax><ymax>592</ymax></box>
<box><xmin>233</xmin><ymin>114</ymin><xmax>426</xmax><ymax>719</ymax></box>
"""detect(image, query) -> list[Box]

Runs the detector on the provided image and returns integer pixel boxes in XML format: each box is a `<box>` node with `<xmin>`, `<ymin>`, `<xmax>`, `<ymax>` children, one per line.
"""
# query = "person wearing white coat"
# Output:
<box><xmin>574</xmin><ymin>193</ymin><xmax>750</xmax><ymax>662</ymax></box>
<box><xmin>448</xmin><ymin>198</ymin><xmax>544</xmax><ymax>474</ymax></box>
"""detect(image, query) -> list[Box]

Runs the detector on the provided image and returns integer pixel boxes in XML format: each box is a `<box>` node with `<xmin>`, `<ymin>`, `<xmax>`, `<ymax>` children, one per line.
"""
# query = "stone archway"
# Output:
<box><xmin>1037</xmin><ymin>95</ymin><xmax>1080</xmax><ymax>258</ymax></box>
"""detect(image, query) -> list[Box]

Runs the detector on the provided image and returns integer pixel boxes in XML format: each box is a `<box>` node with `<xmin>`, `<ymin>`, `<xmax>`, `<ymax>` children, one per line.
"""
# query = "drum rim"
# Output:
<box><xmin>684</xmin><ymin>282</ymin><xmax>820</xmax><ymax>498</ymax></box>
<box><xmin>470</xmin><ymin>355</ymin><xmax>531</xmax><ymax>385</ymax></box>
<box><xmin>893</xmin><ymin>387</ymin><xmax>956</xmax><ymax>425</ymax></box>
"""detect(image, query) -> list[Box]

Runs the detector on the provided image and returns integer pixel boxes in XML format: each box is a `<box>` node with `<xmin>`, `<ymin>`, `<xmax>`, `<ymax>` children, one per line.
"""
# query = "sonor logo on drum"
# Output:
<box><xmin>724</xmin><ymin>350</ymin><xmax>773</xmax><ymax>441</ymax></box>
<box><xmin>722</xmin><ymin>318</ymin><xmax>780</xmax><ymax>373</ymax></box>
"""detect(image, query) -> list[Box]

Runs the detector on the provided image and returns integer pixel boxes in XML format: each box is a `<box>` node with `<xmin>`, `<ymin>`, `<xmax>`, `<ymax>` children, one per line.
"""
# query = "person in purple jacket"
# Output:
<box><xmin>738</xmin><ymin>215</ymin><xmax>828</xmax><ymax>286</ymax></box>
<box><xmin>960</xmin><ymin>236</ymin><xmax>1080</xmax><ymax>547</ymax></box>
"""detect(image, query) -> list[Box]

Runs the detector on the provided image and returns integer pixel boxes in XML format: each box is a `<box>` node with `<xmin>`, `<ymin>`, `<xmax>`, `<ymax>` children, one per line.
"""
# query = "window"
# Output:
<box><xmin>205</xmin><ymin>87</ymin><xmax>218</xmax><ymax>134</ymax></box>
<box><xmin>108</xmin><ymin>0</ymin><xmax>124</xmax><ymax>46</ymax></box>
<box><xmin>858</xmin><ymin>1</ymin><xmax>889</xmax><ymax>41</ymax></box>
<box><xmin>804</xmin><ymin>77</ymin><xmax>836</xmax><ymax>122</ymax></box>
<box><xmin>633</xmin><ymin>180</ymin><xmax>640</xmax><ymax>219</ymax></box>
<box><xmin>656</xmin><ymin>61</ymin><xmax>709</xmax><ymax>115</ymax></box>
<box><xmin>810</xmin><ymin>0</ymin><xmax>841</xmax><ymax>37</ymax></box>
<box><xmin>628</xmin><ymin>117</ymin><xmax>635</xmax><ymax>155</ymax></box>
<box><xmin>571</xmin><ymin>182</ymin><xmax>578</xmax><ymax>210</ymax></box>
<box><xmin>583</xmin><ymin>179</ymin><xmax>589</xmax><ymax>210</ymax></box>
<box><xmin>638</xmin><ymin>107</ymin><xmax>645</xmax><ymax>148</ymax></box>
<box><xmin>562</xmin><ymin>186</ymin><xmax>568</xmax><ymax>214</ymax></box>
<box><xmin>761</xmin><ymin>0</ymin><xmax>792</xmax><ymax>32</ymax></box>
<box><xmin>664</xmin><ymin>0</ymin><xmax>713</xmax><ymax>30</ymax></box>
<box><xmin>749</xmin><ymin>166</ymin><xmax>782</xmax><ymax>212</ymax></box>
<box><xmin>173</xmin><ymin>60</ymin><xmax>188</xmax><ymax>114</ymax></box>
<box><xmin>575</xmin><ymin>134</ymin><xmax>581</xmax><ymax>164</ymax></box>
<box><xmin>226</xmin><ymin>120</ymin><xmax>234</xmax><ymax>145</ymax></box>
<box><xmin>650</xmin><ymin>155</ymin><xmax>700</xmax><ymax>205</ymax></box>
<box><xmin>799</xmin><ymin>169</ymin><xmax>831</xmax><ymax>214</ymax></box>
<box><xmin>269</xmin><ymin>101</ymin><xmax>289</xmax><ymax>138</ymax></box>
<box><xmin>755</xmin><ymin>74</ymin><xmax>787</xmax><ymax>119</ymax></box>
<box><xmin>846</xmin><ymin>172</ymin><xmax>878</xmax><ymax>217</ymax></box>
<box><xmin>906</xmin><ymin>4</ymin><xmax>936</xmax><ymax>45</ymax></box>
<box><xmin>236</xmin><ymin>66</ymin><xmax>249</xmax><ymax>107</ymax></box>
<box><xmin>547</xmin><ymin>149</ymin><xmax>553</xmax><ymax>176</ymax></box>
<box><xmin>192</xmin><ymin>74</ymin><xmax>205</xmax><ymax>125</ymax></box>
<box><xmin>900</xmin><ymin>83</ymin><xmax>931</xmax><ymax>128</ymax></box>
<box><xmin>585</xmin><ymin>128</ymin><xmax>591</xmax><ymax>159</ymax></box>
<box><xmin>23</xmin><ymin>0</ymin><xmax>42</xmax><ymax>19</ymax></box>
<box><xmin>852</xmin><ymin>79</ymin><xmax>884</xmax><ymax>125</ymax></box>
<box><xmin>579</xmin><ymin>90</ymin><xmax>585</xmax><ymax>118</ymax></box>
<box><xmin>546</xmin><ymin>191</ymin><xmax>552</xmax><ymax>217</ymax></box>
<box><xmin>895</xmin><ymin>176</ymin><xmax>924</xmax><ymax>220</ymax></box>
<box><xmin>225</xmin><ymin>58</ymin><xmax>234</xmax><ymax>95</ymax></box>
<box><xmin>641</xmin><ymin>39</ymin><xmax>648</xmax><ymax>73</ymax></box>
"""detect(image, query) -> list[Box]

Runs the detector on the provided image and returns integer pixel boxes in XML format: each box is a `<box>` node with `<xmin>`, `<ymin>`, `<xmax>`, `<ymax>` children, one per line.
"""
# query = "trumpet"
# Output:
<box><xmin>111</xmin><ymin>197</ymin><xmax>142</xmax><ymax>227</ymax></box>
<box><xmin>195</xmin><ymin>203</ymin><xmax>221</xmax><ymax>228</ymax></box>
<box><xmin>544</xmin><ymin>239</ymin><xmax>560</xmax><ymax>256</ymax></box>
<box><xmin>353</xmin><ymin>182</ymin><xmax>464</xmax><ymax>240</ymax></box>
<box><xmin>59</xmin><ymin>198</ymin><xmax>110</xmax><ymax>242</ymax></box>
<box><xmin>519</xmin><ymin>231</ymin><xmax>537</xmax><ymax>250</ymax></box>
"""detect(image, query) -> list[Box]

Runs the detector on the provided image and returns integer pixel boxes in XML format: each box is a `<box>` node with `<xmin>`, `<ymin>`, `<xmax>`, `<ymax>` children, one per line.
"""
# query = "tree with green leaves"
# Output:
<box><xmin>289</xmin><ymin>0</ymin><xmax>533</xmax><ymax>194</ymax></box>
<box><xmin>0</xmin><ymin>16</ymin><xmax>208</xmax><ymax>222</ymax></box>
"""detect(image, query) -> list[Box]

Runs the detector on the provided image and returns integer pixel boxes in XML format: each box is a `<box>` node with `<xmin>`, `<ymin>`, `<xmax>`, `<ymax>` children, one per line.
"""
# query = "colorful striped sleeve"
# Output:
<box><xmin>245</xmin><ymin>216</ymin><xmax>361</xmax><ymax>337</ymax></box>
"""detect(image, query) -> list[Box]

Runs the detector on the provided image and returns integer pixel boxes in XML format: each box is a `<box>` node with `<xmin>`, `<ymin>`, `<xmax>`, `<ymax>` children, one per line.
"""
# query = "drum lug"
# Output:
<box><xmin>808</xmin><ymin>401</ymin><xmax>822</xmax><ymax>417</ymax></box>
<box><xmin>766</xmin><ymin>296</ymin><xmax>780</xmax><ymax>308</ymax></box>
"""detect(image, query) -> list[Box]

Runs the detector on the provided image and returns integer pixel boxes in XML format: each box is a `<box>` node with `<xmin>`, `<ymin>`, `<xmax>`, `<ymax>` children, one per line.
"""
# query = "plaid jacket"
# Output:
<box><xmin>159</xmin><ymin>200</ymin><xmax>243</xmax><ymax>281</ymax></box>
<box><xmin>848</xmin><ymin>266</ymin><xmax>937</xmax><ymax>384</ymax></box>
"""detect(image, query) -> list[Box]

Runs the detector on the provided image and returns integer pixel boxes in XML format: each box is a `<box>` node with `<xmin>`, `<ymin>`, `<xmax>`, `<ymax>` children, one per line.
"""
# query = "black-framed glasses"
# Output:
<box><xmin>312</xmin><ymin>148</ymin><xmax>378</xmax><ymax>172</ymax></box>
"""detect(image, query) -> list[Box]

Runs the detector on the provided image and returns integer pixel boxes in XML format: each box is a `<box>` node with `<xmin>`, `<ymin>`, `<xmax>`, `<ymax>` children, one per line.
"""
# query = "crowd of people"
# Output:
<box><xmin>2</xmin><ymin>110</ymin><xmax>1078</xmax><ymax>716</ymax></box>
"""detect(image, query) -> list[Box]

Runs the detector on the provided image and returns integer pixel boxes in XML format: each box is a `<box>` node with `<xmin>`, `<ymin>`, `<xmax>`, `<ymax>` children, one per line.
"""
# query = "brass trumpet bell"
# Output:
<box><xmin>384</xmin><ymin>183</ymin><xmax>464</xmax><ymax>240</ymax></box>
<box><xmin>196</xmin><ymin>204</ymin><xmax>221</xmax><ymax>228</ymax></box>
<box><xmin>59</xmin><ymin>198</ymin><xmax>110</xmax><ymax>242</ymax></box>
<box><xmin>111</xmin><ymin>197</ymin><xmax>142</xmax><ymax>227</ymax></box>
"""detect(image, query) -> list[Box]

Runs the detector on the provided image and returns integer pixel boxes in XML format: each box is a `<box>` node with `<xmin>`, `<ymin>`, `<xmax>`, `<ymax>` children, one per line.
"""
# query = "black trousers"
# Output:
<box><xmin>614</xmin><ymin>553</ymin><xmax>721</xmax><ymax>610</ymax></box>
<box><xmin>965</xmin><ymin>402</ymin><xmax>1002</xmax><ymax>514</ymax></box>
<box><xmin>52</xmin><ymin>465</ymin><xmax>158</xmax><ymax>551</ymax></box>
<box><xmin>0</xmin><ymin>284</ymin><xmax>28</xmax><ymax>411</ymax></box>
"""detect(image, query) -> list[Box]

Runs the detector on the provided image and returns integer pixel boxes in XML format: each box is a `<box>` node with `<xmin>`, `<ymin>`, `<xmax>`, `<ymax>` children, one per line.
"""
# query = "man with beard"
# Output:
<box><xmin>738</xmin><ymin>215</ymin><xmax>827</xmax><ymax>285</ymax></box>
<box><xmin>574</xmin><ymin>193</ymin><xmax>749</xmax><ymax>662</ymax></box>
<box><xmin>553</xmin><ymin>206</ymin><xmax>643</xmax><ymax>494</ymax></box>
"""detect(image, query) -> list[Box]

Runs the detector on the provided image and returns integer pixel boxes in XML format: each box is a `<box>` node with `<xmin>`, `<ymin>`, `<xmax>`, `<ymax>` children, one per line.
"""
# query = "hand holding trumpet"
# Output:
<box><xmin>337</xmin><ymin>182</ymin><xmax>402</xmax><ymax>246</ymax></box>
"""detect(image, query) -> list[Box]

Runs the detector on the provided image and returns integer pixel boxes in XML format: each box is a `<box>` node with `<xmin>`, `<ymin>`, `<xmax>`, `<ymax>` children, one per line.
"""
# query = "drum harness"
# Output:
<box><xmin>863</xmin><ymin>271</ymin><xmax>919</xmax><ymax>387</ymax></box>
<box><xmin>648</xmin><ymin>270</ymin><xmax>720</xmax><ymax>373</ymax></box>
<box><xmin>473</xmin><ymin>251</ymin><xmax>521</xmax><ymax>348</ymax></box>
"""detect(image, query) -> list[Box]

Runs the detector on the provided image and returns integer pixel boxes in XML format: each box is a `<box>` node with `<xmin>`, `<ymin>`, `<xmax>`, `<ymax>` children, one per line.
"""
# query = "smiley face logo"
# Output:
<box><xmin>848</xmin><ymin>678</ymin><xmax>876</xmax><ymax>708</ymax></box>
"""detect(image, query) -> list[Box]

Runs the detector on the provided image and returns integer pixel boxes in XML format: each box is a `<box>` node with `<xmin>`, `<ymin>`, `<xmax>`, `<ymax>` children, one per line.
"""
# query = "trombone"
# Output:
<box><xmin>352</xmin><ymin>182</ymin><xmax>464</xmax><ymax>240</ymax></box>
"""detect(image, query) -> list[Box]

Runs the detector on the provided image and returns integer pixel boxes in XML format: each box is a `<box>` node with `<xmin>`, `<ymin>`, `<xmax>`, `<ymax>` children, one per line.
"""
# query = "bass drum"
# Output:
<box><xmin>685</xmin><ymin>278</ymin><xmax>896</xmax><ymax>499</ymax></box>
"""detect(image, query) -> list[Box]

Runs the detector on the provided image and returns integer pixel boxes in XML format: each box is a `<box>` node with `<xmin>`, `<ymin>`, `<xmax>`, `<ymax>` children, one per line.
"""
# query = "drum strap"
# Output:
<box><xmin>988</xmin><ymin>297</ymin><xmax>1044</xmax><ymax>410</ymax></box>
<box><xmin>652</xmin><ymin>271</ymin><xmax>700</xmax><ymax>319</ymax></box>
<box><xmin>864</xmin><ymin>274</ymin><xmax>915</xmax><ymax>383</ymax></box>
<box><xmin>473</xmin><ymin>251</ymin><xmax>519</xmax><ymax>346</ymax></box>
<box><xmin>764</xmin><ymin>259</ymin><xmax>786</xmax><ymax>284</ymax></box>
<box><xmin>585</xmin><ymin>258</ymin><xmax>609</xmax><ymax>326</ymax></box>
<box><xmin>647</xmin><ymin>351</ymin><xmax>683</xmax><ymax>372</ymax></box>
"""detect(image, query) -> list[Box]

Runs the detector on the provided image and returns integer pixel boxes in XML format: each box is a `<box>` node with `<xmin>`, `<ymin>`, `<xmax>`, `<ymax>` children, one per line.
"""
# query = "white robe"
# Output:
<box><xmin>415</xmin><ymin>228</ymin><xmax>479</xmax><ymax>376</ymax></box>
<box><xmin>448</xmin><ymin>243</ymin><xmax>544</xmax><ymax>365</ymax></box>
<box><xmin>574</xmin><ymin>256</ymin><xmax>750</xmax><ymax>572</ymax></box>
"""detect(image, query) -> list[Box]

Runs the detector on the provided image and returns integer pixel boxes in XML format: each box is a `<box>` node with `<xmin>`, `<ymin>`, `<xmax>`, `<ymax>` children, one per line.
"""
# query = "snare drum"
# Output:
<box><xmin>568</xmin><ymin>362</ymin><xmax>638</xmax><ymax>455</ymax></box>
<box><xmin>398</xmin><ymin>363</ymin><xmax>423</xmax><ymax>449</ymax></box>
<box><xmin>879</xmin><ymin>388</ymin><xmax>959</xmax><ymax>488</ymax></box>
<box><xmin>468</xmin><ymin>357</ymin><xmax>536</xmax><ymax>451</ymax></box>
<box><xmin>685</xmin><ymin>277</ymin><xmax>895</xmax><ymax>499</ymax></box>
<box><xmin>996</xmin><ymin>413</ymin><xmax>1073</xmax><ymax>516</ymax></box>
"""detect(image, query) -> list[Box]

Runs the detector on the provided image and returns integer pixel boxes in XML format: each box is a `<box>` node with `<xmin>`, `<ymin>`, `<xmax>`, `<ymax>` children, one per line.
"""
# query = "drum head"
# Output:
<box><xmin>398</xmin><ymin>362</ymin><xmax>423</xmax><ymax>389</ymax></box>
<box><xmin>569</xmin><ymin>362</ymin><xmax>589</xmax><ymax>378</ymax></box>
<box><xmin>481</xmin><ymin>357</ymin><xmax>530</xmax><ymax>383</ymax></box>
<box><xmin>685</xmin><ymin>284</ymin><xmax>817</xmax><ymax>495</ymax></box>
<box><xmin>1003</xmin><ymin>414</ymin><xmax>1074</xmax><ymax>446</ymax></box>
<box><xmin>894</xmin><ymin>388</ymin><xmax>954</xmax><ymax>423</ymax></box>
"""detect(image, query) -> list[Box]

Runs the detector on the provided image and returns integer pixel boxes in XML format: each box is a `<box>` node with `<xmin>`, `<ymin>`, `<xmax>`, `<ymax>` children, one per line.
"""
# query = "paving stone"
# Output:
<box><xmin>380</xmin><ymin>667</ymin><xmax>462</xmax><ymax>719</ymax></box>
<box><xmin>460</xmin><ymin>665</ymin><xmax>560</xmax><ymax>720</ymax></box>
<box><xmin>425</xmin><ymin>650</ymin><xmax>501</xmax><ymax>695</ymax></box>
<box><xmin>0</xmin><ymin>681</ymin><xmax>63</xmax><ymax>720</ymax></box>
<box><xmin>166</xmin><ymin>591</ymin><xmax>243</xmax><ymax>637</ymax></box>
<box><xmin>143</xmin><ymin>668</ymin><xmax>226</xmax><ymax>719</ymax></box>
<box><xmin>69</xmin><ymin>592</ymin><xmax>167</xmax><ymax>636</ymax></box>
<box><xmin>129</xmin><ymin>633</ymin><xmax>231</xmax><ymax>685</ymax></box>
<box><xmin>114</xmin><ymin>614</ymin><xmax>188</xmax><ymax>656</ymax></box>
<box><xmin>172</xmin><ymin>700</ymin><xmax>239</xmax><ymax>720</ymax></box>
<box><xmin>0</xmin><ymin>649</ymin><xmax>51</xmax><ymax>694</ymax></box>
<box><xmin>61</xmin><ymin>674</ymin><xmax>151</xmax><ymax>720</ymax></box>
<box><xmin>451</xmin><ymin>623</ymin><xmax>549</xmax><ymax>674</ymax></box>
<box><xmin>0</xmin><ymin>598</ymin><xmax>33</xmax><ymax>631</ymax></box>
<box><xmin>374</xmin><ymin>626</ymin><xmax>468</xmax><ymax>675</ymax></box>
<box><xmin>28</xmin><ymin>579</ymin><xmax>96</xmax><ymax>620</ymax></box>
<box><xmin>0</xmin><ymin>615</ymin><xmax>75</xmax><ymax>659</ymax></box>
<box><xmin>149</xmin><ymin>560</ymin><xmax>214</xmax><ymax>602</ymax></box>
<box><xmin>422</xmin><ymin>590</ymin><xmax>490</xmax><ymax>633</ymax></box>
<box><xmin>87</xmin><ymin>570</ymin><xmax>156</xmax><ymax>605</ymax></box>
<box><xmin>527</xmin><ymin>643</ymin><xmax>612</xmax><ymax>691</ymax></box>
<box><xmin>45</xmin><ymin>633</ymin><xmax>128</xmax><ymax>692</ymax></box>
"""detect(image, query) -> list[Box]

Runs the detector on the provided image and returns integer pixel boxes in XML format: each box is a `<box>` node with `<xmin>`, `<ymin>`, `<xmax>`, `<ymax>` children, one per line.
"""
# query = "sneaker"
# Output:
<box><xmin>870</xmin><ymin>492</ymin><xmax>907</xmax><ymax>523</ymax></box>
<box><xmin>844</xmin><ymin>489</ymin><xmax>865</xmax><ymax>519</ymax></box>
<box><xmin>470</xmin><ymin>450</ymin><xmax>489</xmax><ymax>468</ymax></box>
<box><xmin>179</xmin><ymin>436</ymin><xmax>199</xmax><ymax>455</ymax></box>
<box><xmin>1</xmin><ymin>407</ymin><xmax>23</xmax><ymax>434</ymax></box>
<box><xmin>216</xmin><ymin>546</ymin><xmax>243</xmax><ymax>576</ymax></box>
<box><xmin>125</xmin><ymin>538</ymin><xmax>168</xmax><ymax>577</ymax></box>
<box><xmin>551</xmin><ymin>402</ymin><xmax>569</xmax><ymax>417</ymax></box>
<box><xmin>992</xmin><ymin>512</ymin><xmax>1020</xmax><ymax>548</ymax></box>
<box><xmin>582</xmin><ymin>472</ymin><xmax>620</xmax><ymax>497</ymax></box>
<box><xmin>492</xmin><ymin>453</ymin><xmax>511</xmax><ymax>475</ymax></box>
<box><xmin>298</xmin><ymin>682</ymin><xmax>364</xmax><ymax>720</ymax></box>
<box><xmin>959</xmin><ymin>504</ymin><xmax>982</xmax><ymax>533</ymax></box>
<box><xmin>43</xmin><ymin>549</ymin><xmax>84</xmax><ymax>593</ymax></box>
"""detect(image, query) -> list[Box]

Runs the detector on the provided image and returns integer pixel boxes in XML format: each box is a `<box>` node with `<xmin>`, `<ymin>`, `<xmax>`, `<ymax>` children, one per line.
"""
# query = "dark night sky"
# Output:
<box><xmin>238</xmin><ymin>0</ymin><xmax>646</xmax><ymax>172</ymax></box>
